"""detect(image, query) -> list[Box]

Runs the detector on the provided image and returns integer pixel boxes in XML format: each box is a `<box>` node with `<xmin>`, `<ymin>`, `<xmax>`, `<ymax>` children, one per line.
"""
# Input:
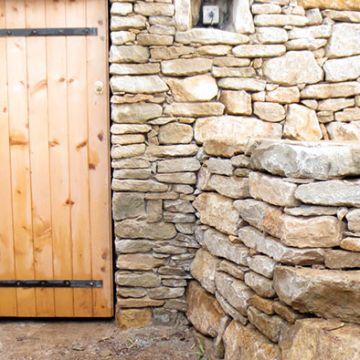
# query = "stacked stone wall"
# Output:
<box><xmin>109</xmin><ymin>0</ymin><xmax>360</xmax><ymax>334</ymax></box>
<box><xmin>190</xmin><ymin>140</ymin><xmax>360</xmax><ymax>359</ymax></box>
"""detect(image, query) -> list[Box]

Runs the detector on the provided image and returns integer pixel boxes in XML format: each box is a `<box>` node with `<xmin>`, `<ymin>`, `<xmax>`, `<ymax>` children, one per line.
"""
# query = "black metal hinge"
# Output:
<box><xmin>0</xmin><ymin>280</ymin><xmax>103</xmax><ymax>288</ymax></box>
<box><xmin>0</xmin><ymin>27</ymin><xmax>98</xmax><ymax>37</ymax></box>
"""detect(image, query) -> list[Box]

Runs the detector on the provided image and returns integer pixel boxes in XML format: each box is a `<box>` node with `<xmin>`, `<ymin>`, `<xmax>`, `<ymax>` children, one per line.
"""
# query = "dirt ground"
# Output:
<box><xmin>0</xmin><ymin>321</ymin><xmax>200</xmax><ymax>360</ymax></box>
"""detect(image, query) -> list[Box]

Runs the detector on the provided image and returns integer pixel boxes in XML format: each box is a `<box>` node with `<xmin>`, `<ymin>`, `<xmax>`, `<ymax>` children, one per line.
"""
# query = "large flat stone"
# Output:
<box><xmin>223</xmin><ymin>321</ymin><xmax>281</xmax><ymax>360</ymax></box>
<box><xmin>235</xmin><ymin>199</ymin><xmax>342</xmax><ymax>248</ymax></box>
<box><xmin>274</xmin><ymin>266</ymin><xmax>360</xmax><ymax>324</ymax></box>
<box><xmin>175</xmin><ymin>28</ymin><xmax>249</xmax><ymax>45</ymax></box>
<box><xmin>113</xmin><ymin>192</ymin><xmax>145</xmax><ymax>221</ymax></box>
<box><xmin>295</xmin><ymin>180</ymin><xmax>360</xmax><ymax>207</ymax></box>
<box><xmin>115</xmin><ymin>219</ymin><xmax>176</xmax><ymax>240</ymax></box>
<box><xmin>263</xmin><ymin>51</ymin><xmax>323</xmax><ymax>85</ymax></box>
<box><xmin>193</xmin><ymin>193</ymin><xmax>240</xmax><ymax>235</ymax></box>
<box><xmin>327</xmin><ymin>23</ymin><xmax>360</xmax><ymax>58</ymax></box>
<box><xmin>238</xmin><ymin>226</ymin><xmax>324</xmax><ymax>265</ymax></box>
<box><xmin>157</xmin><ymin>158</ymin><xmax>201</xmax><ymax>173</ymax></box>
<box><xmin>250</xmin><ymin>140</ymin><xmax>360</xmax><ymax>180</ymax></box>
<box><xmin>324</xmin><ymin>55</ymin><xmax>360</xmax><ymax>82</ymax></box>
<box><xmin>203</xmin><ymin>228</ymin><xmax>249</xmax><ymax>266</ymax></box>
<box><xmin>209</xmin><ymin>175</ymin><xmax>249</xmax><ymax>199</ymax></box>
<box><xmin>280</xmin><ymin>318</ymin><xmax>360</xmax><ymax>360</ymax></box>
<box><xmin>301</xmin><ymin>82</ymin><xmax>360</xmax><ymax>99</ymax></box>
<box><xmin>248</xmin><ymin>172</ymin><xmax>299</xmax><ymax>207</ymax></box>
<box><xmin>161</xmin><ymin>58</ymin><xmax>212</xmax><ymax>76</ymax></box>
<box><xmin>298</xmin><ymin>0</ymin><xmax>360</xmax><ymax>10</ymax></box>
<box><xmin>194</xmin><ymin>116</ymin><xmax>282</xmax><ymax>157</ymax></box>
<box><xmin>186</xmin><ymin>281</ymin><xmax>227</xmax><ymax>337</ymax></box>
<box><xmin>111</xmin><ymin>103</ymin><xmax>162</xmax><ymax>123</ymax></box>
<box><xmin>167</xmin><ymin>75</ymin><xmax>218</xmax><ymax>102</ymax></box>
<box><xmin>233</xmin><ymin>45</ymin><xmax>286</xmax><ymax>58</ymax></box>
<box><xmin>164</xmin><ymin>103</ymin><xmax>224</xmax><ymax>117</ymax></box>
<box><xmin>110</xmin><ymin>75</ymin><xmax>168</xmax><ymax>94</ymax></box>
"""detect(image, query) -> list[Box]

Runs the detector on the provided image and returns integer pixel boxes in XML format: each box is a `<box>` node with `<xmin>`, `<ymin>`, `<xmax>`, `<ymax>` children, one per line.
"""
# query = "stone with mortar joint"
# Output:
<box><xmin>274</xmin><ymin>266</ymin><xmax>360</xmax><ymax>324</ymax></box>
<box><xmin>215</xmin><ymin>271</ymin><xmax>253</xmax><ymax>317</ymax></box>
<box><xmin>249</xmin><ymin>172</ymin><xmax>299</xmax><ymax>207</ymax></box>
<box><xmin>244</xmin><ymin>272</ymin><xmax>275</xmax><ymax>298</ymax></box>
<box><xmin>191</xmin><ymin>249</ymin><xmax>219</xmax><ymax>294</ymax></box>
<box><xmin>203</xmin><ymin>228</ymin><xmax>249</xmax><ymax>266</ymax></box>
<box><xmin>223</xmin><ymin>321</ymin><xmax>281</xmax><ymax>360</ymax></box>
<box><xmin>193</xmin><ymin>193</ymin><xmax>240</xmax><ymax>236</ymax></box>
<box><xmin>186</xmin><ymin>281</ymin><xmax>228</xmax><ymax>338</ymax></box>
<box><xmin>263</xmin><ymin>51</ymin><xmax>323</xmax><ymax>86</ymax></box>
<box><xmin>115</xmin><ymin>219</ymin><xmax>176</xmax><ymax>240</ymax></box>
<box><xmin>247</xmin><ymin>306</ymin><xmax>288</xmax><ymax>343</ymax></box>
<box><xmin>166</xmin><ymin>75</ymin><xmax>218</xmax><ymax>102</ymax></box>
<box><xmin>249</xmin><ymin>140</ymin><xmax>360</xmax><ymax>180</ymax></box>
<box><xmin>238</xmin><ymin>226</ymin><xmax>325</xmax><ymax>265</ymax></box>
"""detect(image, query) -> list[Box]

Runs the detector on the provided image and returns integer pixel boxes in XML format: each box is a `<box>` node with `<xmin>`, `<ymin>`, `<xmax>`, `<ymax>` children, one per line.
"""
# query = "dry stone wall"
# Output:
<box><xmin>109</xmin><ymin>0</ymin><xmax>360</xmax><ymax>338</ymax></box>
<box><xmin>191</xmin><ymin>140</ymin><xmax>360</xmax><ymax>359</ymax></box>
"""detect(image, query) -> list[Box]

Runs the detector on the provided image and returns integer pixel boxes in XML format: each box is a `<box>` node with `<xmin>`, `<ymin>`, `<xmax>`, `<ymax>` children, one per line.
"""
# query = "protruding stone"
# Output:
<box><xmin>220</xmin><ymin>91</ymin><xmax>252</xmax><ymax>115</ymax></box>
<box><xmin>274</xmin><ymin>266</ymin><xmax>360</xmax><ymax>324</ymax></box>
<box><xmin>327</xmin><ymin>23</ymin><xmax>360</xmax><ymax>58</ymax></box>
<box><xmin>110</xmin><ymin>75</ymin><xmax>168</xmax><ymax>94</ymax></box>
<box><xmin>301</xmin><ymin>82</ymin><xmax>360</xmax><ymax>99</ymax></box>
<box><xmin>186</xmin><ymin>281</ymin><xmax>227</xmax><ymax>337</ymax></box>
<box><xmin>253</xmin><ymin>102</ymin><xmax>285</xmax><ymax>122</ymax></box>
<box><xmin>193</xmin><ymin>193</ymin><xmax>240</xmax><ymax>235</ymax></box>
<box><xmin>280</xmin><ymin>318</ymin><xmax>360</xmax><ymax>360</ymax></box>
<box><xmin>223</xmin><ymin>321</ymin><xmax>281</xmax><ymax>360</ymax></box>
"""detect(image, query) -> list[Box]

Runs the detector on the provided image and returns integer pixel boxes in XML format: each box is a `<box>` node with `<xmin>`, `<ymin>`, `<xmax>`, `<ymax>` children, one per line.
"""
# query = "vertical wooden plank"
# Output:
<box><xmin>86</xmin><ymin>0</ymin><xmax>113</xmax><ymax>317</ymax></box>
<box><xmin>5</xmin><ymin>0</ymin><xmax>36</xmax><ymax>317</ymax></box>
<box><xmin>25</xmin><ymin>0</ymin><xmax>55</xmax><ymax>317</ymax></box>
<box><xmin>66</xmin><ymin>0</ymin><xmax>93</xmax><ymax>316</ymax></box>
<box><xmin>0</xmin><ymin>0</ymin><xmax>17</xmax><ymax>317</ymax></box>
<box><xmin>45</xmin><ymin>0</ymin><xmax>74</xmax><ymax>317</ymax></box>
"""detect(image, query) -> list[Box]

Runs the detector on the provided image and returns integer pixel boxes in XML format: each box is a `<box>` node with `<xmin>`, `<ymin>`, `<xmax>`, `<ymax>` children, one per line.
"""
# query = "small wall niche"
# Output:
<box><xmin>193</xmin><ymin>0</ymin><xmax>255</xmax><ymax>34</ymax></box>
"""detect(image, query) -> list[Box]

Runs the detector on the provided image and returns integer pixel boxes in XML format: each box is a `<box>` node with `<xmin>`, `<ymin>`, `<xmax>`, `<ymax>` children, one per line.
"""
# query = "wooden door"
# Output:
<box><xmin>0</xmin><ymin>0</ymin><xmax>113</xmax><ymax>317</ymax></box>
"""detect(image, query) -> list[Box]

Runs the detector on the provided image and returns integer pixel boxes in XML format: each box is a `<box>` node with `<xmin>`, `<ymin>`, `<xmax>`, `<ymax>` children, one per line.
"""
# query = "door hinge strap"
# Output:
<box><xmin>0</xmin><ymin>280</ymin><xmax>103</xmax><ymax>288</ymax></box>
<box><xmin>0</xmin><ymin>27</ymin><xmax>98</xmax><ymax>37</ymax></box>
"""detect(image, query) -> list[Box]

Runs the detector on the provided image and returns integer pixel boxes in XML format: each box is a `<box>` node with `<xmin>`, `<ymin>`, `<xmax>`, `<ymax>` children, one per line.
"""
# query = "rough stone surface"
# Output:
<box><xmin>274</xmin><ymin>266</ymin><xmax>360</xmax><ymax>324</ymax></box>
<box><xmin>280</xmin><ymin>319</ymin><xmax>360</xmax><ymax>360</ymax></box>
<box><xmin>223</xmin><ymin>321</ymin><xmax>281</xmax><ymax>360</ymax></box>
<box><xmin>186</xmin><ymin>281</ymin><xmax>227</xmax><ymax>337</ymax></box>
<box><xmin>263</xmin><ymin>51</ymin><xmax>323</xmax><ymax>85</ymax></box>
<box><xmin>327</xmin><ymin>24</ymin><xmax>360</xmax><ymax>58</ymax></box>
